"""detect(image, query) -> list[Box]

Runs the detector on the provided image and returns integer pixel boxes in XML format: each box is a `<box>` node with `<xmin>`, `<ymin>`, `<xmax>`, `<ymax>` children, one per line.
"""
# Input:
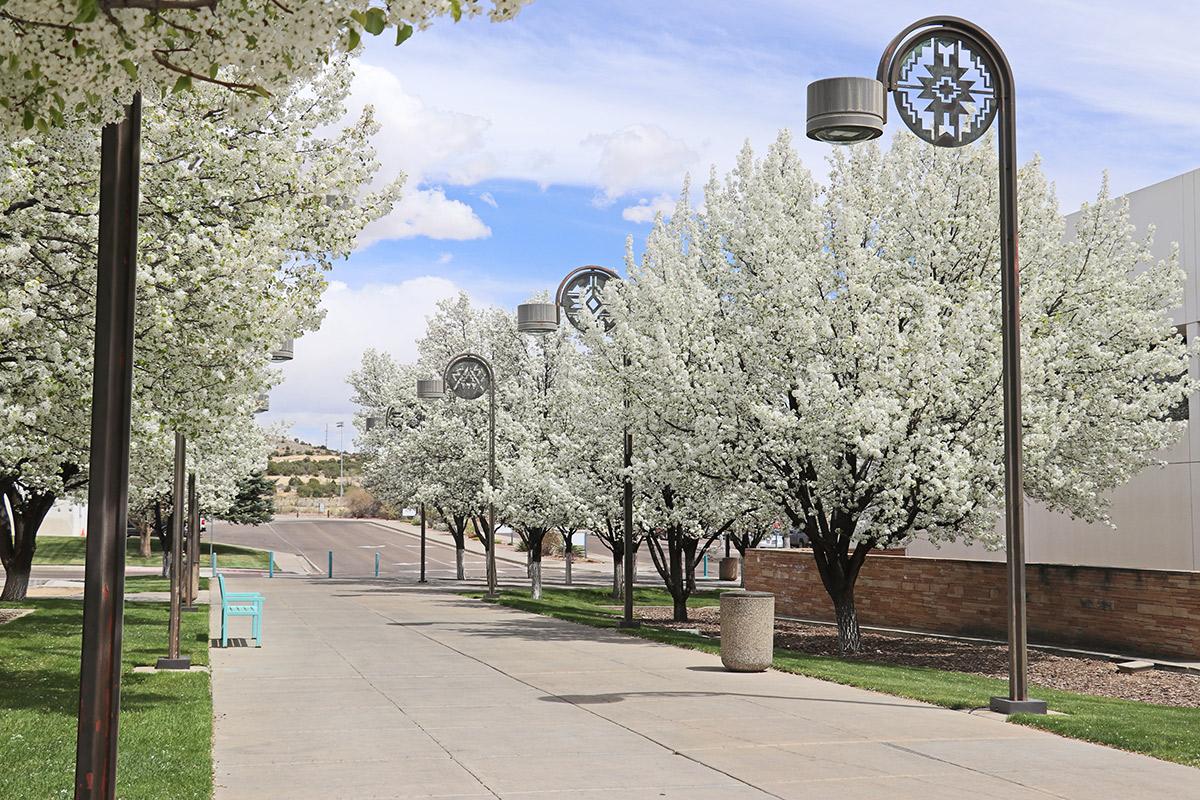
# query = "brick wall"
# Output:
<box><xmin>744</xmin><ymin>549</ymin><xmax>1200</xmax><ymax>661</ymax></box>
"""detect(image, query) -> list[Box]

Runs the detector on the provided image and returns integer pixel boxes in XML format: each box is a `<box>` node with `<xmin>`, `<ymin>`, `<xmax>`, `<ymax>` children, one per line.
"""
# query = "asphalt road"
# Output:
<box><xmin>209</xmin><ymin>518</ymin><xmax>622</xmax><ymax>587</ymax></box>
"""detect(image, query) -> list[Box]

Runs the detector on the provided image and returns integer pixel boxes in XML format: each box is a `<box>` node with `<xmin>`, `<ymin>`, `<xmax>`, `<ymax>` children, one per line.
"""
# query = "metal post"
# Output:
<box><xmin>419</xmin><ymin>503</ymin><xmax>427</xmax><ymax>584</ymax></box>
<box><xmin>619</xmin><ymin>431</ymin><xmax>636</xmax><ymax>626</ymax></box>
<box><xmin>75</xmin><ymin>93</ymin><xmax>142</xmax><ymax>800</ymax></box>
<box><xmin>339</xmin><ymin>424</ymin><xmax>344</xmax><ymax>498</ymax></box>
<box><xmin>486</xmin><ymin>382</ymin><xmax>497</xmax><ymax>598</ymax></box>
<box><xmin>268</xmin><ymin>552</ymin><xmax>274</xmax><ymax>579</ymax></box>
<box><xmin>156</xmin><ymin>433</ymin><xmax>189</xmax><ymax>670</ymax></box>
<box><xmin>328</xmin><ymin>550</ymin><xmax>333</xmax><ymax>579</ymax></box>
<box><xmin>991</xmin><ymin>68</ymin><xmax>1043</xmax><ymax>714</ymax></box>
<box><xmin>375</xmin><ymin>551</ymin><xmax>380</xmax><ymax>578</ymax></box>
<box><xmin>184</xmin><ymin>472</ymin><xmax>198</xmax><ymax>610</ymax></box>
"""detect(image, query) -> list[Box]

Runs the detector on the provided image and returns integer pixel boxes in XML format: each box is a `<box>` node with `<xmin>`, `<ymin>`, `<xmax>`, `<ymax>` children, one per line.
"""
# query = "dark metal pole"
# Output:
<box><xmin>186</xmin><ymin>472</ymin><xmax>199</xmax><ymax>609</ymax></box>
<box><xmin>167</xmin><ymin>434</ymin><xmax>184</xmax><ymax>658</ymax></box>
<box><xmin>486</xmin><ymin>381</ymin><xmax>497</xmax><ymax>597</ymax></box>
<box><xmin>419</xmin><ymin>503</ymin><xmax>427</xmax><ymax>584</ymax></box>
<box><xmin>619</xmin><ymin>356</ymin><xmax>638</xmax><ymax>628</ymax></box>
<box><xmin>996</xmin><ymin>75</ymin><xmax>1033</xmax><ymax>710</ymax></box>
<box><xmin>75</xmin><ymin>93</ymin><xmax>141</xmax><ymax>800</ymax></box>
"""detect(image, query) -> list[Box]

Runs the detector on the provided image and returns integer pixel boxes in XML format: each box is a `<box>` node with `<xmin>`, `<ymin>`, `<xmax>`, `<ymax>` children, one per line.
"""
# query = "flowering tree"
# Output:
<box><xmin>0</xmin><ymin>0</ymin><xmax>531</xmax><ymax>134</ymax></box>
<box><xmin>0</xmin><ymin>64</ymin><xmax>398</xmax><ymax>599</ymax></box>
<box><xmin>600</xmin><ymin>202</ymin><xmax>764</xmax><ymax>622</ymax></box>
<box><xmin>352</xmin><ymin>294</ymin><xmax>523</xmax><ymax>579</ymax></box>
<box><xmin>489</xmin><ymin>309</ymin><xmax>581</xmax><ymax>599</ymax></box>
<box><xmin>637</xmin><ymin>131</ymin><xmax>1191</xmax><ymax>651</ymax></box>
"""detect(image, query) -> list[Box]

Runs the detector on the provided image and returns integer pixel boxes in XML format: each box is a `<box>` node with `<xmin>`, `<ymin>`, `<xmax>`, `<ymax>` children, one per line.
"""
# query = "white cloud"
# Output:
<box><xmin>622</xmin><ymin>192</ymin><xmax>676</xmax><ymax>224</ymax></box>
<box><xmin>478</xmin><ymin>191</ymin><xmax>498</xmax><ymax>208</ymax></box>
<box><xmin>259</xmin><ymin>276</ymin><xmax>462</xmax><ymax>447</ymax></box>
<box><xmin>357</xmin><ymin>188</ymin><xmax>491</xmax><ymax>248</ymax></box>
<box><xmin>437</xmin><ymin>252</ymin><xmax>454</xmax><ymax>264</ymax></box>
<box><xmin>584</xmin><ymin>125</ymin><xmax>697</xmax><ymax>204</ymax></box>
<box><xmin>346</xmin><ymin>63</ymin><xmax>493</xmax><ymax>244</ymax></box>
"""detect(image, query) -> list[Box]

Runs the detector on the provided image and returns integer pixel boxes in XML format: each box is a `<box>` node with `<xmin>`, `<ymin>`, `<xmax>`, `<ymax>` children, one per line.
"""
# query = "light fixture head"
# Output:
<box><xmin>517</xmin><ymin>302</ymin><xmax>558</xmax><ymax>335</ymax></box>
<box><xmin>415</xmin><ymin>378</ymin><xmax>445</xmax><ymax>400</ymax></box>
<box><xmin>806</xmin><ymin>77</ymin><xmax>886</xmax><ymax>144</ymax></box>
<box><xmin>269</xmin><ymin>336</ymin><xmax>294</xmax><ymax>362</ymax></box>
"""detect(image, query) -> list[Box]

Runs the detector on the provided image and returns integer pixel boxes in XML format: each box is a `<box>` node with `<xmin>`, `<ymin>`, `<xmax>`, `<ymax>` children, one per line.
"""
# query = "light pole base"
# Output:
<box><xmin>155</xmin><ymin>656</ymin><xmax>192</xmax><ymax>671</ymax></box>
<box><xmin>617</xmin><ymin>619</ymin><xmax>641</xmax><ymax>629</ymax></box>
<box><xmin>989</xmin><ymin>696</ymin><xmax>1047</xmax><ymax>715</ymax></box>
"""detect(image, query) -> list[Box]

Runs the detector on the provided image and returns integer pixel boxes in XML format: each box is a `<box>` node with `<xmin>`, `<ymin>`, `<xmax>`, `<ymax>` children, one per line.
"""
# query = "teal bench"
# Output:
<box><xmin>215</xmin><ymin>573</ymin><xmax>264</xmax><ymax>647</ymax></box>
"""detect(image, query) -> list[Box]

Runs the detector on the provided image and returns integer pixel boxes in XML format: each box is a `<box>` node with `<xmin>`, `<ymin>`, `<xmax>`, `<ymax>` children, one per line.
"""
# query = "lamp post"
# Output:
<box><xmin>806</xmin><ymin>16</ymin><xmax>1044</xmax><ymax>715</ymax></box>
<box><xmin>336</xmin><ymin>421</ymin><xmax>345</xmax><ymax>498</ymax></box>
<box><xmin>517</xmin><ymin>265</ymin><xmax>638</xmax><ymax>628</ymax></box>
<box><xmin>156</xmin><ymin>432</ymin><xmax>190</xmax><ymax>671</ymax></box>
<box><xmin>380</xmin><ymin>406</ymin><xmax>428</xmax><ymax>584</ymax></box>
<box><xmin>447</xmin><ymin>359</ymin><xmax>498</xmax><ymax>598</ymax></box>
<box><xmin>74</xmin><ymin>93</ymin><xmax>141</xmax><ymax>800</ymax></box>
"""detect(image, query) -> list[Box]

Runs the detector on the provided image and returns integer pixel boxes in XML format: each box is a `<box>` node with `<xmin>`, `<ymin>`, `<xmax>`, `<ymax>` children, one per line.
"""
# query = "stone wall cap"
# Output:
<box><xmin>721</xmin><ymin>591</ymin><xmax>774</xmax><ymax>598</ymax></box>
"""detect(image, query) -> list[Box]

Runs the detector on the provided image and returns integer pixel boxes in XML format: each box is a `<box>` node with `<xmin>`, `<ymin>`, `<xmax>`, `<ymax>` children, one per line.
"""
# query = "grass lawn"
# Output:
<box><xmin>33</xmin><ymin>535</ymin><xmax>270</xmax><ymax>570</ymax></box>
<box><xmin>472</xmin><ymin>586</ymin><xmax>1200</xmax><ymax>769</ymax></box>
<box><xmin>0</xmin><ymin>575</ymin><xmax>212</xmax><ymax>799</ymax></box>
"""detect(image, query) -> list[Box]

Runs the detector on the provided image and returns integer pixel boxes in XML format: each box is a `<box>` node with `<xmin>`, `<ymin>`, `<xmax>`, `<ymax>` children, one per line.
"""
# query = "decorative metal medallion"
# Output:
<box><xmin>385</xmin><ymin>406</ymin><xmax>421</xmax><ymax>430</ymax></box>
<box><xmin>558</xmin><ymin>266</ymin><xmax>618</xmax><ymax>333</ymax></box>
<box><xmin>894</xmin><ymin>35</ymin><xmax>997</xmax><ymax>147</ymax></box>
<box><xmin>444</xmin><ymin>356</ymin><xmax>491</xmax><ymax>400</ymax></box>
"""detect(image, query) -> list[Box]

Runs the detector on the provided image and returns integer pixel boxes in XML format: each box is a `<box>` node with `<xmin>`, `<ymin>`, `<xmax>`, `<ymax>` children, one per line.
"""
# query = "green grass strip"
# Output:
<box><xmin>33</xmin><ymin>536</ymin><xmax>269</xmax><ymax>570</ymax></box>
<box><xmin>468</xmin><ymin>586</ymin><xmax>1200</xmax><ymax>768</ymax></box>
<box><xmin>1</xmin><ymin>575</ymin><xmax>213</xmax><ymax>799</ymax></box>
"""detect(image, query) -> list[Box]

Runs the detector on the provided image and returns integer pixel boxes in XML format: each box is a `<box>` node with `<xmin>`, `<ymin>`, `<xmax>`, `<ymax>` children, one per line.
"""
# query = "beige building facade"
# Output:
<box><xmin>908</xmin><ymin>167</ymin><xmax>1200</xmax><ymax>571</ymax></box>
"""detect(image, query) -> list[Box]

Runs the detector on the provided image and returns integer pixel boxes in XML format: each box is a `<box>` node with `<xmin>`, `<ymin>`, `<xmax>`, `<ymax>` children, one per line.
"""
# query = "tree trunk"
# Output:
<box><xmin>1</xmin><ymin>567</ymin><xmax>29</xmax><ymax>601</ymax></box>
<box><xmin>672</xmin><ymin>591</ymin><xmax>688</xmax><ymax>623</ymax></box>
<box><xmin>455</xmin><ymin>546</ymin><xmax>465</xmax><ymax>580</ymax></box>
<box><xmin>612</xmin><ymin>556</ymin><xmax>623</xmax><ymax>600</ymax></box>
<box><xmin>683</xmin><ymin>537</ymin><xmax>698</xmax><ymax>594</ymax></box>
<box><xmin>530</xmin><ymin>559</ymin><xmax>542</xmax><ymax>600</ymax></box>
<box><xmin>833</xmin><ymin>590</ymin><xmax>862</xmax><ymax>654</ymax></box>
<box><xmin>161</xmin><ymin>550</ymin><xmax>169</xmax><ymax>578</ymax></box>
<box><xmin>0</xmin><ymin>483</ymin><xmax>56</xmax><ymax>602</ymax></box>
<box><xmin>138</xmin><ymin>521</ymin><xmax>152</xmax><ymax>558</ymax></box>
<box><xmin>562</xmin><ymin>531</ymin><xmax>573</xmax><ymax>586</ymax></box>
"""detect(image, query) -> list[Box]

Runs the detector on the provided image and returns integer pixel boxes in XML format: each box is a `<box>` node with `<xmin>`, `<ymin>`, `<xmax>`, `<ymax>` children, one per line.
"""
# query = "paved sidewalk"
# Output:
<box><xmin>210</xmin><ymin>576</ymin><xmax>1200</xmax><ymax>799</ymax></box>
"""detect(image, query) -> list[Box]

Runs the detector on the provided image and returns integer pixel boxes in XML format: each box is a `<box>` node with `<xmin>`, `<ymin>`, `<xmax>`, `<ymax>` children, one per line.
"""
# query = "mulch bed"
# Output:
<box><xmin>635</xmin><ymin>605</ymin><xmax>1200</xmax><ymax>708</ymax></box>
<box><xmin>0</xmin><ymin>608</ymin><xmax>33</xmax><ymax>626</ymax></box>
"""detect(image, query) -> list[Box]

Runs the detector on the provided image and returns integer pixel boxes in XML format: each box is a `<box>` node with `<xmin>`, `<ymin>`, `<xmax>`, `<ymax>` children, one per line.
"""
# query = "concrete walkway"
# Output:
<box><xmin>210</xmin><ymin>576</ymin><xmax>1199</xmax><ymax>799</ymax></box>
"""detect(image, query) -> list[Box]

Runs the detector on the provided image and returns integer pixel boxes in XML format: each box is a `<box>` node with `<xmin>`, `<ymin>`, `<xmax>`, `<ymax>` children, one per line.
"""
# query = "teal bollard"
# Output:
<box><xmin>211</xmin><ymin>550</ymin><xmax>217</xmax><ymax>574</ymax></box>
<box><xmin>268</xmin><ymin>551</ymin><xmax>274</xmax><ymax>578</ymax></box>
<box><xmin>328</xmin><ymin>550</ymin><xmax>333</xmax><ymax>578</ymax></box>
<box><xmin>375</xmin><ymin>551</ymin><xmax>380</xmax><ymax>578</ymax></box>
<box><xmin>703</xmin><ymin>553</ymin><xmax>709</xmax><ymax>577</ymax></box>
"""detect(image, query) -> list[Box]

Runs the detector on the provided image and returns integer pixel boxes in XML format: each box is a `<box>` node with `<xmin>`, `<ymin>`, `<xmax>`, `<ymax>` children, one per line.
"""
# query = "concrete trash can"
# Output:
<box><xmin>718</xmin><ymin>556</ymin><xmax>739</xmax><ymax>582</ymax></box>
<box><xmin>720</xmin><ymin>591</ymin><xmax>774</xmax><ymax>672</ymax></box>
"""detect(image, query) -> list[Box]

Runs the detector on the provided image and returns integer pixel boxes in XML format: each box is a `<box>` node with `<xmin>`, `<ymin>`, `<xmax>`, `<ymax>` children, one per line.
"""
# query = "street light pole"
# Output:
<box><xmin>157</xmin><ymin>433</ymin><xmax>190</xmax><ymax>671</ymax></box>
<box><xmin>516</xmin><ymin>266</ymin><xmax>639</xmax><ymax>626</ymax></box>
<box><xmin>419</xmin><ymin>502</ymin><xmax>427</xmax><ymax>584</ymax></box>
<box><xmin>806</xmin><ymin>16</ymin><xmax>1043</xmax><ymax>715</ymax></box>
<box><xmin>75</xmin><ymin>93</ymin><xmax>142</xmax><ymax>800</ymax></box>
<box><xmin>434</xmin><ymin>355</ymin><xmax>498</xmax><ymax>597</ymax></box>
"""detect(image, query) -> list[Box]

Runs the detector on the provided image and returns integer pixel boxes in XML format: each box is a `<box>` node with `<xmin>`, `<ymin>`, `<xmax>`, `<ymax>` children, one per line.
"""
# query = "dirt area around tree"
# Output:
<box><xmin>635</xmin><ymin>605</ymin><xmax>1200</xmax><ymax>708</ymax></box>
<box><xmin>0</xmin><ymin>608</ymin><xmax>34</xmax><ymax>626</ymax></box>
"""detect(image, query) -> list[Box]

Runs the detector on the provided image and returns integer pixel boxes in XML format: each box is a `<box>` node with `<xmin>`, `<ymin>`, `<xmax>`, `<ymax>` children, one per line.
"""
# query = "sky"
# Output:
<box><xmin>260</xmin><ymin>0</ymin><xmax>1200</xmax><ymax>450</ymax></box>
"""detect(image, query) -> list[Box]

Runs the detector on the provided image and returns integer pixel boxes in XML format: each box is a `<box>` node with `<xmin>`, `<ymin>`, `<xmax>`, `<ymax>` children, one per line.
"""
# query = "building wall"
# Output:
<box><xmin>909</xmin><ymin>168</ymin><xmax>1200</xmax><ymax>571</ymax></box>
<box><xmin>745</xmin><ymin>549</ymin><xmax>1200</xmax><ymax>661</ymax></box>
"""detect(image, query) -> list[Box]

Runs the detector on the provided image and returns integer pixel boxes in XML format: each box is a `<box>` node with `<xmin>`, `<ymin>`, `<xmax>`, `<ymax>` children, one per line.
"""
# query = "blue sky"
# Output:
<box><xmin>263</xmin><ymin>0</ymin><xmax>1200</xmax><ymax>449</ymax></box>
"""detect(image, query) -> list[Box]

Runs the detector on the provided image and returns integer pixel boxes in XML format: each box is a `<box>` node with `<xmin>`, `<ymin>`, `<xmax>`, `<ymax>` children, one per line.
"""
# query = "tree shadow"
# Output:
<box><xmin>539</xmin><ymin>689</ymin><xmax>946</xmax><ymax>711</ymax></box>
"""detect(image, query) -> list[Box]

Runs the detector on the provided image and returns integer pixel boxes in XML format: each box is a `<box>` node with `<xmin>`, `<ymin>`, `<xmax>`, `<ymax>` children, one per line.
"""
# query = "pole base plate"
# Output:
<box><xmin>155</xmin><ymin>656</ymin><xmax>192</xmax><ymax>671</ymax></box>
<box><xmin>989</xmin><ymin>696</ymin><xmax>1048</xmax><ymax>715</ymax></box>
<box><xmin>617</xmin><ymin>619</ymin><xmax>641</xmax><ymax>629</ymax></box>
<box><xmin>181</xmin><ymin>605</ymin><xmax>199</xmax><ymax>612</ymax></box>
